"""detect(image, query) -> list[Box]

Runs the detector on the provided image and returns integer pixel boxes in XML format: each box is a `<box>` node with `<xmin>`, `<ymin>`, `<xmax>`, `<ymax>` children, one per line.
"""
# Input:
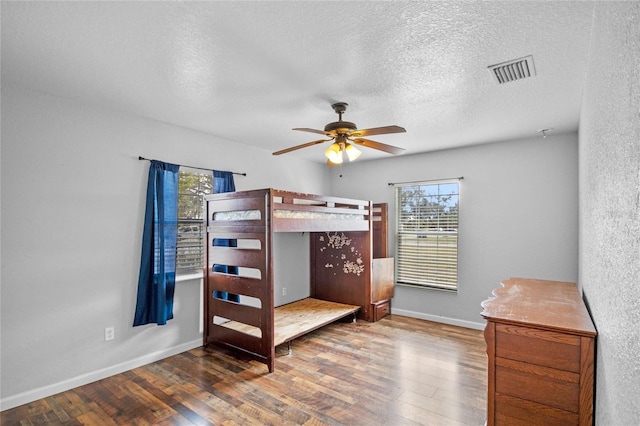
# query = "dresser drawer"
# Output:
<box><xmin>372</xmin><ymin>300</ymin><xmax>390</xmax><ymax>321</ymax></box>
<box><xmin>496</xmin><ymin>357</ymin><xmax>579</xmax><ymax>413</ymax></box>
<box><xmin>495</xmin><ymin>393</ymin><xmax>579</xmax><ymax>426</ymax></box>
<box><xmin>495</xmin><ymin>323</ymin><xmax>581</xmax><ymax>372</ymax></box>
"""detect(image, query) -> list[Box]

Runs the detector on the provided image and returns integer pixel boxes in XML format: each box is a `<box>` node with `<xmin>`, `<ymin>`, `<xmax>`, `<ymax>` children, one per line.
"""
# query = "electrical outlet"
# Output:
<box><xmin>282</xmin><ymin>287</ymin><xmax>287</xmax><ymax>296</ymax></box>
<box><xmin>105</xmin><ymin>327</ymin><xmax>115</xmax><ymax>341</ymax></box>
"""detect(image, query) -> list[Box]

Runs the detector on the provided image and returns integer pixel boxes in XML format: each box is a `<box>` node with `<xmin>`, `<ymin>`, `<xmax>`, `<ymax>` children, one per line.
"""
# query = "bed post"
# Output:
<box><xmin>265</xmin><ymin>190</ymin><xmax>275</xmax><ymax>373</ymax></box>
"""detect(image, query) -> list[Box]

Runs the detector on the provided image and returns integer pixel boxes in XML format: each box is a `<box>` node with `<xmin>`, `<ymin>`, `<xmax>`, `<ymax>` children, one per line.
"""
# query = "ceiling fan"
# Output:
<box><xmin>273</xmin><ymin>102</ymin><xmax>406</xmax><ymax>164</ymax></box>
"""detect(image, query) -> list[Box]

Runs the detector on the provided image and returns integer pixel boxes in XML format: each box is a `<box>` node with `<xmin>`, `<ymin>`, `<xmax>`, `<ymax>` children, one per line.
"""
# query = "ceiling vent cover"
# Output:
<box><xmin>488</xmin><ymin>55</ymin><xmax>536</xmax><ymax>84</ymax></box>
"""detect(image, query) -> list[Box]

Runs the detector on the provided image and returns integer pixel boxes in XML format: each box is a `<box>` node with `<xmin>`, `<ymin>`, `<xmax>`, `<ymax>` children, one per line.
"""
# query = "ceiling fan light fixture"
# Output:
<box><xmin>275</xmin><ymin>102</ymin><xmax>406</xmax><ymax>164</ymax></box>
<box><xmin>325</xmin><ymin>142</ymin><xmax>343</xmax><ymax>164</ymax></box>
<box><xmin>345</xmin><ymin>143</ymin><xmax>361</xmax><ymax>161</ymax></box>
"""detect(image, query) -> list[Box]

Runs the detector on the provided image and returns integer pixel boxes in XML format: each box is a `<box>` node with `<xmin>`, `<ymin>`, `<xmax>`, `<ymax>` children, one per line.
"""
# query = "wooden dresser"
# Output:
<box><xmin>481</xmin><ymin>278</ymin><xmax>596</xmax><ymax>426</ymax></box>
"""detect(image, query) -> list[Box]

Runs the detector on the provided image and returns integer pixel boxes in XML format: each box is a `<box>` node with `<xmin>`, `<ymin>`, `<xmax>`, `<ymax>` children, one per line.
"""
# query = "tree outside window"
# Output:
<box><xmin>177</xmin><ymin>171</ymin><xmax>212</xmax><ymax>274</ymax></box>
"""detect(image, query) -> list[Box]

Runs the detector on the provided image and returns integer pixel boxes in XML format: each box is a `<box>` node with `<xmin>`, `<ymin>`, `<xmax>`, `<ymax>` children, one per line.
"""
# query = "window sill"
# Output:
<box><xmin>176</xmin><ymin>272</ymin><xmax>204</xmax><ymax>283</ymax></box>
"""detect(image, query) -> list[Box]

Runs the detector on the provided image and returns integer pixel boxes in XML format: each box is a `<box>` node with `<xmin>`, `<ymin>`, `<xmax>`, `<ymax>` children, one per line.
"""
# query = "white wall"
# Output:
<box><xmin>0</xmin><ymin>84</ymin><xmax>328</xmax><ymax>409</ymax></box>
<box><xmin>273</xmin><ymin>233</ymin><xmax>310</xmax><ymax>307</ymax></box>
<box><xmin>579</xmin><ymin>2</ymin><xmax>640</xmax><ymax>424</ymax></box>
<box><xmin>329</xmin><ymin>133</ymin><xmax>579</xmax><ymax>328</ymax></box>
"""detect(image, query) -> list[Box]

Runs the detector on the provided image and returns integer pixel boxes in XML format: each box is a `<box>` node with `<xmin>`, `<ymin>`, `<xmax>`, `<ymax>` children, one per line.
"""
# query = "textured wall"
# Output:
<box><xmin>579</xmin><ymin>2</ymin><xmax>640</xmax><ymax>424</ymax></box>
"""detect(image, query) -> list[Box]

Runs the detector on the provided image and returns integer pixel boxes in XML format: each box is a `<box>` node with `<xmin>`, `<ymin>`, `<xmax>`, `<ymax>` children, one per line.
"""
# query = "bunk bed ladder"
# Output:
<box><xmin>204</xmin><ymin>190</ymin><xmax>276</xmax><ymax>372</ymax></box>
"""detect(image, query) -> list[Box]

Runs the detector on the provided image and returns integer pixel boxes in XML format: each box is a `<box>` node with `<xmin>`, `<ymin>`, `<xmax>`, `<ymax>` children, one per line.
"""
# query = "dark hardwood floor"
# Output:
<box><xmin>2</xmin><ymin>315</ymin><xmax>488</xmax><ymax>425</ymax></box>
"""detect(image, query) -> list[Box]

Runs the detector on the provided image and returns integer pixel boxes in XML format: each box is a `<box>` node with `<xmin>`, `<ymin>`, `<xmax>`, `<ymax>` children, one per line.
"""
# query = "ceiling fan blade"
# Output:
<box><xmin>273</xmin><ymin>139</ymin><xmax>332</xmax><ymax>156</ymax></box>
<box><xmin>351</xmin><ymin>138</ymin><xmax>406</xmax><ymax>155</ymax></box>
<box><xmin>292</xmin><ymin>127</ymin><xmax>333</xmax><ymax>136</ymax></box>
<box><xmin>350</xmin><ymin>125</ymin><xmax>406</xmax><ymax>137</ymax></box>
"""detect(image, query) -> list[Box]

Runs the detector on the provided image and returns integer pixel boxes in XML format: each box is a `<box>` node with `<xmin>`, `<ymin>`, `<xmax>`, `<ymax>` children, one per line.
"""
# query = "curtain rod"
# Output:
<box><xmin>387</xmin><ymin>176</ymin><xmax>463</xmax><ymax>186</ymax></box>
<box><xmin>138</xmin><ymin>156</ymin><xmax>247</xmax><ymax>176</ymax></box>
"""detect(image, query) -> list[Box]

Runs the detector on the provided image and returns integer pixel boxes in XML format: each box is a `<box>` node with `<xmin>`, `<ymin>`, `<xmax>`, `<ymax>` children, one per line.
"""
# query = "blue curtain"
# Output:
<box><xmin>133</xmin><ymin>161</ymin><xmax>180</xmax><ymax>326</ymax></box>
<box><xmin>212</xmin><ymin>170</ymin><xmax>240</xmax><ymax>302</ymax></box>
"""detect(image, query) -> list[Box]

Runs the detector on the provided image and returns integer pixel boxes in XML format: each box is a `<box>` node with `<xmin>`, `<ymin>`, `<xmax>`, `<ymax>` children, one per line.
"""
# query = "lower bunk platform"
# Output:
<box><xmin>219</xmin><ymin>297</ymin><xmax>360</xmax><ymax>348</ymax></box>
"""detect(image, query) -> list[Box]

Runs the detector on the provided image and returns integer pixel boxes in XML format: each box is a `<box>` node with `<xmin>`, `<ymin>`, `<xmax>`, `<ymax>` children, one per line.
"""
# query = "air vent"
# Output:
<box><xmin>488</xmin><ymin>55</ymin><xmax>536</xmax><ymax>84</ymax></box>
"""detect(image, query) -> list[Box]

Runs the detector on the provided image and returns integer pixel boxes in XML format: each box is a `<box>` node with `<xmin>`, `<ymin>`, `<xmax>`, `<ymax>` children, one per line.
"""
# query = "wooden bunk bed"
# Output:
<box><xmin>203</xmin><ymin>188</ymin><xmax>393</xmax><ymax>372</ymax></box>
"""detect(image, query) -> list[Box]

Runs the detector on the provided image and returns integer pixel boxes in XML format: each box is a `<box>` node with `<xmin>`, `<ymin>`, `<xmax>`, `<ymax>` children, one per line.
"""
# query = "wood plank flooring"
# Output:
<box><xmin>1</xmin><ymin>315</ymin><xmax>488</xmax><ymax>425</ymax></box>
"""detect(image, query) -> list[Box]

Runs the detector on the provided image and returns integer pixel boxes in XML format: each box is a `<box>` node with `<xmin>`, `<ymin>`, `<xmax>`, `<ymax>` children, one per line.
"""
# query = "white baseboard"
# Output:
<box><xmin>0</xmin><ymin>339</ymin><xmax>202</xmax><ymax>412</ymax></box>
<box><xmin>391</xmin><ymin>308</ymin><xmax>486</xmax><ymax>330</ymax></box>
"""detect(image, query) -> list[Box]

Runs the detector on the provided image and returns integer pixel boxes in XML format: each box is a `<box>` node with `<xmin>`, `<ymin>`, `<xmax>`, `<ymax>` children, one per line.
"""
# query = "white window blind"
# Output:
<box><xmin>395</xmin><ymin>180</ymin><xmax>459</xmax><ymax>291</ymax></box>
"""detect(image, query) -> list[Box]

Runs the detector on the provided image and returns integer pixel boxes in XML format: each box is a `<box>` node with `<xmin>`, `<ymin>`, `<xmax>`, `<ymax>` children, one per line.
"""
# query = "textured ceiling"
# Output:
<box><xmin>1</xmin><ymin>1</ymin><xmax>595</xmax><ymax>163</ymax></box>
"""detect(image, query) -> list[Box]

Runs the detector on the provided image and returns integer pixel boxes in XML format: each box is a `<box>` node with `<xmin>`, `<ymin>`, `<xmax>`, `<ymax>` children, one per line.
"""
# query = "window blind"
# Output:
<box><xmin>395</xmin><ymin>180</ymin><xmax>459</xmax><ymax>290</ymax></box>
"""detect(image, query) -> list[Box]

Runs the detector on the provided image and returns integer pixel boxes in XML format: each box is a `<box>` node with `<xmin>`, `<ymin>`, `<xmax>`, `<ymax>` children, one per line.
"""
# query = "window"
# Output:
<box><xmin>395</xmin><ymin>180</ymin><xmax>459</xmax><ymax>291</ymax></box>
<box><xmin>177</xmin><ymin>170</ymin><xmax>212</xmax><ymax>274</ymax></box>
